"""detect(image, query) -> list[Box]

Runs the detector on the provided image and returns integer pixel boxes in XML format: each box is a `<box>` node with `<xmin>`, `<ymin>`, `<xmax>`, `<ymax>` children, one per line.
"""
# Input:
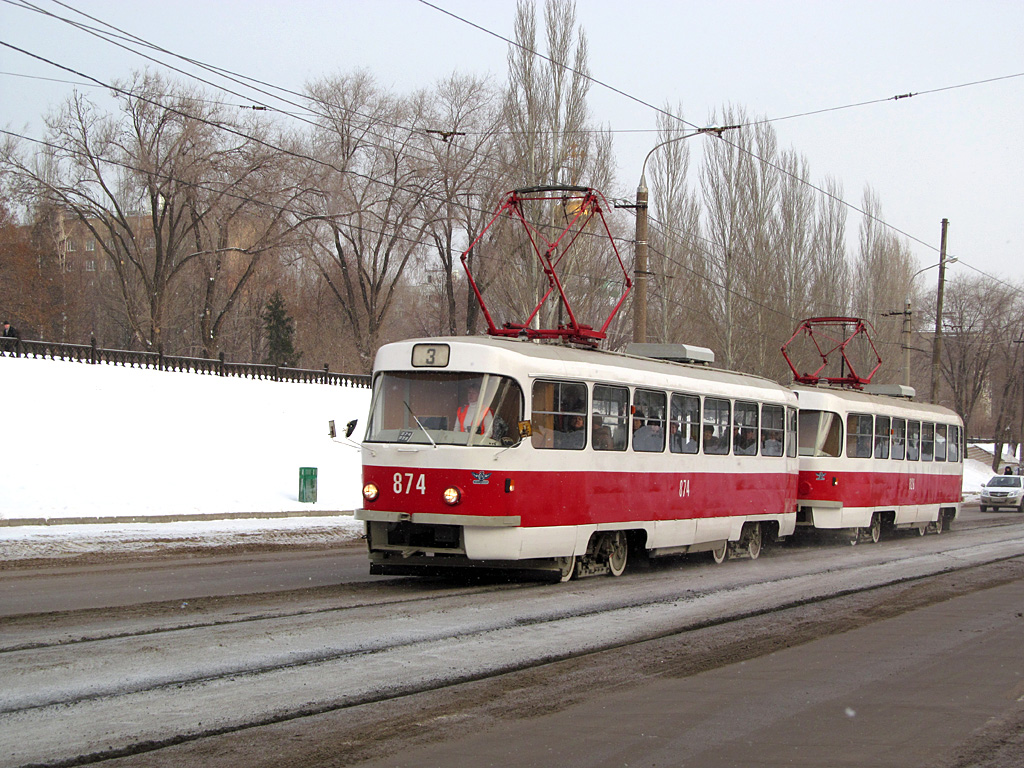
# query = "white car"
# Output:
<box><xmin>980</xmin><ymin>475</ymin><xmax>1024</xmax><ymax>512</ymax></box>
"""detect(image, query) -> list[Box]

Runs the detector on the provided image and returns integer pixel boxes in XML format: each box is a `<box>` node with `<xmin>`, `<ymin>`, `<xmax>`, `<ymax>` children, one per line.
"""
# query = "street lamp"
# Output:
<box><xmin>902</xmin><ymin>242</ymin><xmax>957</xmax><ymax>391</ymax></box>
<box><xmin>633</xmin><ymin>125</ymin><xmax>737</xmax><ymax>344</ymax></box>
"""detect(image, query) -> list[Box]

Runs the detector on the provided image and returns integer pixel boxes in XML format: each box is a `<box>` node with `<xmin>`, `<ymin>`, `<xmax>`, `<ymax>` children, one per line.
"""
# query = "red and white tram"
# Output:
<box><xmin>795</xmin><ymin>384</ymin><xmax>963</xmax><ymax>543</ymax></box>
<box><xmin>352</xmin><ymin>191</ymin><xmax>965</xmax><ymax>578</ymax></box>
<box><xmin>356</xmin><ymin>336</ymin><xmax>800</xmax><ymax>579</ymax></box>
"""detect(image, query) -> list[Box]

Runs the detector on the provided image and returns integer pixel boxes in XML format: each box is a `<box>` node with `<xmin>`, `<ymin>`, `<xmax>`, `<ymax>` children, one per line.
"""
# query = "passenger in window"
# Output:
<box><xmin>557</xmin><ymin>414</ymin><xmax>587</xmax><ymax>449</ymax></box>
<box><xmin>703</xmin><ymin>424</ymin><xmax>717</xmax><ymax>452</ymax></box>
<box><xmin>633</xmin><ymin>411</ymin><xmax>664</xmax><ymax>452</ymax></box>
<box><xmin>734</xmin><ymin>427</ymin><xmax>756</xmax><ymax>456</ymax></box>
<box><xmin>592</xmin><ymin>413</ymin><xmax>614</xmax><ymax>450</ymax></box>
<box><xmin>670</xmin><ymin>421</ymin><xmax>697</xmax><ymax>453</ymax></box>
<box><xmin>632</xmin><ymin>409</ymin><xmax>646</xmax><ymax>434</ymax></box>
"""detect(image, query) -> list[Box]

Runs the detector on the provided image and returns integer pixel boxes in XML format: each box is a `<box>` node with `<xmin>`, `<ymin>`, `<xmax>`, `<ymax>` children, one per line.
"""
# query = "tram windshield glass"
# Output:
<box><xmin>367</xmin><ymin>371</ymin><xmax>524</xmax><ymax>447</ymax></box>
<box><xmin>798</xmin><ymin>410</ymin><xmax>843</xmax><ymax>457</ymax></box>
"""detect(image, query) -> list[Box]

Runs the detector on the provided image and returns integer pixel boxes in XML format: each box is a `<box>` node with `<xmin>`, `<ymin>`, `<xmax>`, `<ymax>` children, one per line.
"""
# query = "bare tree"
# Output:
<box><xmin>701</xmin><ymin>105</ymin><xmax>782</xmax><ymax>371</ymax></box>
<box><xmin>647</xmin><ymin>105</ymin><xmax>709</xmax><ymax>348</ymax></box>
<box><xmin>988</xmin><ymin>298</ymin><xmax>1024</xmax><ymax>468</ymax></box>
<box><xmin>851</xmin><ymin>187</ymin><xmax>915</xmax><ymax>385</ymax></box>
<box><xmin>299</xmin><ymin>73</ymin><xmax>441</xmax><ymax>371</ymax></box>
<box><xmin>940</xmin><ymin>274</ymin><xmax>1016</xmax><ymax>437</ymax></box>
<box><xmin>422</xmin><ymin>73</ymin><xmax>505</xmax><ymax>336</ymax></box>
<box><xmin>1</xmin><ymin>72</ymin><xmax>290</xmax><ymax>354</ymax></box>
<box><xmin>771</xmin><ymin>150</ymin><xmax>815</xmax><ymax>338</ymax></box>
<box><xmin>808</xmin><ymin>176</ymin><xmax>850</xmax><ymax>317</ymax></box>
<box><xmin>493</xmin><ymin>0</ymin><xmax>617</xmax><ymax>332</ymax></box>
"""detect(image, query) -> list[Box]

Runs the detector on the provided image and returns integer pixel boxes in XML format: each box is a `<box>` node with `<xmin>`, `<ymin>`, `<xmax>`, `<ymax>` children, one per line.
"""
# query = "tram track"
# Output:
<box><xmin>3</xmin><ymin>522</ymin><xmax>1024</xmax><ymax>767</ymax></box>
<box><xmin>0</xmin><ymin>578</ymin><xmax>530</xmax><ymax>654</ymax></box>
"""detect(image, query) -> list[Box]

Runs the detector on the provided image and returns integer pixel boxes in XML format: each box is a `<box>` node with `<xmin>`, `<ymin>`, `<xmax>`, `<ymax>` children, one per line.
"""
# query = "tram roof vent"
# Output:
<box><xmin>624</xmin><ymin>343</ymin><xmax>715</xmax><ymax>365</ymax></box>
<box><xmin>863</xmin><ymin>383</ymin><xmax>916</xmax><ymax>398</ymax></box>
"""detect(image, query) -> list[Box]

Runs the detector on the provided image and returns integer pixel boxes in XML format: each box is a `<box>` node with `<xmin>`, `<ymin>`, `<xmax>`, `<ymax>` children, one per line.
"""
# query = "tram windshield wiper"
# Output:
<box><xmin>403</xmin><ymin>401</ymin><xmax>437</xmax><ymax>448</ymax></box>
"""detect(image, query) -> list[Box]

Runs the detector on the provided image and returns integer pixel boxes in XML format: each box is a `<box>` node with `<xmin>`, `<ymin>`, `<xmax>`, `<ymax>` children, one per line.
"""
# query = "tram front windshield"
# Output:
<box><xmin>366</xmin><ymin>371</ymin><xmax>524</xmax><ymax>447</ymax></box>
<box><xmin>798</xmin><ymin>410</ymin><xmax>843</xmax><ymax>457</ymax></box>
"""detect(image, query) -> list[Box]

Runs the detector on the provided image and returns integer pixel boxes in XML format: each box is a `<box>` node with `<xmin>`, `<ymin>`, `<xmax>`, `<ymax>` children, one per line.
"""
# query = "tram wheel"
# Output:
<box><xmin>933</xmin><ymin>514</ymin><xmax>944</xmax><ymax>534</ymax></box>
<box><xmin>868</xmin><ymin>514</ymin><xmax>882</xmax><ymax>543</ymax></box>
<box><xmin>606</xmin><ymin>531</ymin><xmax>628</xmax><ymax>577</ymax></box>
<box><xmin>557</xmin><ymin>555</ymin><xmax>576</xmax><ymax>582</ymax></box>
<box><xmin>917</xmin><ymin>524</ymin><xmax>927</xmax><ymax>536</ymax></box>
<box><xmin>711</xmin><ymin>541</ymin><xmax>728</xmax><ymax>564</ymax></box>
<box><xmin>743</xmin><ymin>523</ymin><xmax>763</xmax><ymax>560</ymax></box>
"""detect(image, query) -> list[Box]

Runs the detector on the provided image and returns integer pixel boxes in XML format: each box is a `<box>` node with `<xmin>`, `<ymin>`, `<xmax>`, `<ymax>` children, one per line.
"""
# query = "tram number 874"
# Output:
<box><xmin>394</xmin><ymin>472</ymin><xmax>427</xmax><ymax>495</ymax></box>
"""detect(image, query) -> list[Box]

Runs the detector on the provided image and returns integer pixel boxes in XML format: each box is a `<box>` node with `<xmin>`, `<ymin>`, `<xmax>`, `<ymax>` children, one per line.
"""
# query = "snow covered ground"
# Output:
<box><xmin>0</xmin><ymin>354</ymin><xmax>1006</xmax><ymax>560</ymax></box>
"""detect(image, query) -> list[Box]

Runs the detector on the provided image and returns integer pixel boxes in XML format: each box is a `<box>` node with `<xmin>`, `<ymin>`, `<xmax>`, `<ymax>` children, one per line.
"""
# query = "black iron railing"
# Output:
<box><xmin>0</xmin><ymin>336</ymin><xmax>371</xmax><ymax>388</ymax></box>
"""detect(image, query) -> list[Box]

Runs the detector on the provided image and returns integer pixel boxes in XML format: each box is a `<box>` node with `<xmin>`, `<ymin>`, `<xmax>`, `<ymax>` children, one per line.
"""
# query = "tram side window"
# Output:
<box><xmin>592</xmin><ymin>384</ymin><xmax>628</xmax><ymax>452</ymax></box>
<box><xmin>907</xmin><ymin>420</ymin><xmax>921</xmax><ymax>461</ymax></box>
<box><xmin>633</xmin><ymin>389</ymin><xmax>666</xmax><ymax>452</ymax></box>
<box><xmin>669</xmin><ymin>393</ymin><xmax>700</xmax><ymax>454</ymax></box>
<box><xmin>935</xmin><ymin>424</ymin><xmax>948</xmax><ymax>461</ymax></box>
<box><xmin>531</xmin><ymin>380</ymin><xmax>587</xmax><ymax>450</ymax></box>
<box><xmin>703</xmin><ymin>397</ymin><xmax>731</xmax><ymax>455</ymax></box>
<box><xmin>761</xmin><ymin>404</ymin><xmax>784</xmax><ymax>457</ymax></box>
<box><xmin>921</xmin><ymin>422</ymin><xmax>935</xmax><ymax>461</ymax></box>
<box><xmin>874</xmin><ymin>415</ymin><xmax>891</xmax><ymax>459</ymax></box>
<box><xmin>948</xmin><ymin>425</ymin><xmax>961</xmax><ymax>462</ymax></box>
<box><xmin>892</xmin><ymin>418</ymin><xmax>907</xmax><ymax>460</ymax></box>
<box><xmin>734</xmin><ymin>401</ymin><xmax>758</xmax><ymax>456</ymax></box>
<box><xmin>786</xmin><ymin>407</ymin><xmax>798</xmax><ymax>458</ymax></box>
<box><xmin>798</xmin><ymin>410</ymin><xmax>843</xmax><ymax>457</ymax></box>
<box><xmin>846</xmin><ymin>413</ymin><xmax>873</xmax><ymax>458</ymax></box>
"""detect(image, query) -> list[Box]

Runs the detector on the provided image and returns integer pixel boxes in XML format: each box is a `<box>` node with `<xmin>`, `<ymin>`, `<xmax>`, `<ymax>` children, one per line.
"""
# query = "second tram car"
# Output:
<box><xmin>356</xmin><ymin>336</ymin><xmax>800</xmax><ymax>579</ymax></box>
<box><xmin>795</xmin><ymin>385</ymin><xmax>963</xmax><ymax>543</ymax></box>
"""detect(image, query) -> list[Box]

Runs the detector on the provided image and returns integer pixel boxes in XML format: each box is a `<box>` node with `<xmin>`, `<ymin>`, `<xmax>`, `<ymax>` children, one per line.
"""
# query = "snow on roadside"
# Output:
<box><xmin>1</xmin><ymin>515</ymin><xmax>366</xmax><ymax>561</ymax></box>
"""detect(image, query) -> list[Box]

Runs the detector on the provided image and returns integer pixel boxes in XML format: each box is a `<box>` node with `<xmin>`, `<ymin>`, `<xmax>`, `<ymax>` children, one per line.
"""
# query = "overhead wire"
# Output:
<box><xmin>5</xmin><ymin>0</ymin><xmax>1019</xmax><ymax>329</ymax></box>
<box><xmin>417</xmin><ymin>0</ymin><xmax>1021</xmax><ymax>285</ymax></box>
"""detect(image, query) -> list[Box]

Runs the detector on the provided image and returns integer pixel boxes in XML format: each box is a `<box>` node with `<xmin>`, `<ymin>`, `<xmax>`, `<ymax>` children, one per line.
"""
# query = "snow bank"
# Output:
<box><xmin>0</xmin><ymin>355</ymin><xmax>371</xmax><ymax>521</ymax></box>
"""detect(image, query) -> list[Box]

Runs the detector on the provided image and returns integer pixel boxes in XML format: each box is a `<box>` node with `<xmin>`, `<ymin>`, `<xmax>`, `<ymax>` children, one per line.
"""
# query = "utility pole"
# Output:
<box><xmin>930</xmin><ymin>218</ymin><xmax>950</xmax><ymax>402</ymax></box>
<box><xmin>903</xmin><ymin>298</ymin><xmax>912</xmax><ymax>388</ymax></box>
<box><xmin>633</xmin><ymin>178</ymin><xmax>649</xmax><ymax>343</ymax></box>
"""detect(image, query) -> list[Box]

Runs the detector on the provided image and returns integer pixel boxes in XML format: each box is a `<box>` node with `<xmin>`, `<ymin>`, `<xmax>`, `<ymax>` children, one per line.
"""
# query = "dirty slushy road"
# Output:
<box><xmin>2</xmin><ymin>505</ymin><xmax>1024</xmax><ymax>768</ymax></box>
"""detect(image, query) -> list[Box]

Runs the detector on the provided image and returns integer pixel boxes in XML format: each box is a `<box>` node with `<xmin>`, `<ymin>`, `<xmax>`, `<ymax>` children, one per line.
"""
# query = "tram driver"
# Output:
<box><xmin>456</xmin><ymin>379</ymin><xmax>494</xmax><ymax>435</ymax></box>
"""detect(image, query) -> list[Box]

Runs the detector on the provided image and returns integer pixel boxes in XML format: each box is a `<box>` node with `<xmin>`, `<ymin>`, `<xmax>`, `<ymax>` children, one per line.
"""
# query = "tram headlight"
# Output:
<box><xmin>442</xmin><ymin>486</ymin><xmax>462</xmax><ymax>506</ymax></box>
<box><xmin>362</xmin><ymin>483</ymin><xmax>379</xmax><ymax>502</ymax></box>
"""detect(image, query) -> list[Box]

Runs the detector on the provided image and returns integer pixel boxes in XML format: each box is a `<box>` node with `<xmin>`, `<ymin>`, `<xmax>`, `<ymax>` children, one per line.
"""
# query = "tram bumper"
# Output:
<box><xmin>355</xmin><ymin>508</ymin><xmax>523</xmax><ymax>560</ymax></box>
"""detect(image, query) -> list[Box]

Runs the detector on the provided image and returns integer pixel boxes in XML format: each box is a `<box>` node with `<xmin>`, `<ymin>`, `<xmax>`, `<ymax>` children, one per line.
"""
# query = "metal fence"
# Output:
<box><xmin>0</xmin><ymin>336</ymin><xmax>371</xmax><ymax>389</ymax></box>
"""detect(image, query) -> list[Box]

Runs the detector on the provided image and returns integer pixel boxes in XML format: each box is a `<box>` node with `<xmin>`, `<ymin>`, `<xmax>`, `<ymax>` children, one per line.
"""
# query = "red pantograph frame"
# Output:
<box><xmin>460</xmin><ymin>185</ymin><xmax>632</xmax><ymax>346</ymax></box>
<box><xmin>781</xmin><ymin>317</ymin><xmax>882</xmax><ymax>388</ymax></box>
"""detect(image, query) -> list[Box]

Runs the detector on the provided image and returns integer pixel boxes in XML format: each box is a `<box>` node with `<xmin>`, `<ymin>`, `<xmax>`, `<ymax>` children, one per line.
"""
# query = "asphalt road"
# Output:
<box><xmin>0</xmin><ymin>540</ymin><xmax>379</xmax><ymax>616</ymax></box>
<box><xmin>0</xmin><ymin>502</ymin><xmax>1015</xmax><ymax>618</ymax></box>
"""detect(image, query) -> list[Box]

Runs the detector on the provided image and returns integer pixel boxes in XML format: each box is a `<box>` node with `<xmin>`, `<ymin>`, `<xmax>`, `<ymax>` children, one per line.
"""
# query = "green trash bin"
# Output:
<box><xmin>299</xmin><ymin>467</ymin><xmax>318</xmax><ymax>503</ymax></box>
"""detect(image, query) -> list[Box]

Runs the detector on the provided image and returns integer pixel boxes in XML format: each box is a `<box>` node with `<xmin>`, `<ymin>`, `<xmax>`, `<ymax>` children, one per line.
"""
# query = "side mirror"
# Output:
<box><xmin>345</xmin><ymin>419</ymin><xmax>358</xmax><ymax>439</ymax></box>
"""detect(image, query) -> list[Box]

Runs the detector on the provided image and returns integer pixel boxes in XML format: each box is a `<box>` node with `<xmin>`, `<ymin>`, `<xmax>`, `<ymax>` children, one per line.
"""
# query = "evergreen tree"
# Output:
<box><xmin>262</xmin><ymin>290</ymin><xmax>301</xmax><ymax>368</ymax></box>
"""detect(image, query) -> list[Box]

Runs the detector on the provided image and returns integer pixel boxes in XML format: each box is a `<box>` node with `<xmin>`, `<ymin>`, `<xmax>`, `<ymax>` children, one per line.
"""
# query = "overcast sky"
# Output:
<box><xmin>2</xmin><ymin>0</ymin><xmax>1022</xmax><ymax>288</ymax></box>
